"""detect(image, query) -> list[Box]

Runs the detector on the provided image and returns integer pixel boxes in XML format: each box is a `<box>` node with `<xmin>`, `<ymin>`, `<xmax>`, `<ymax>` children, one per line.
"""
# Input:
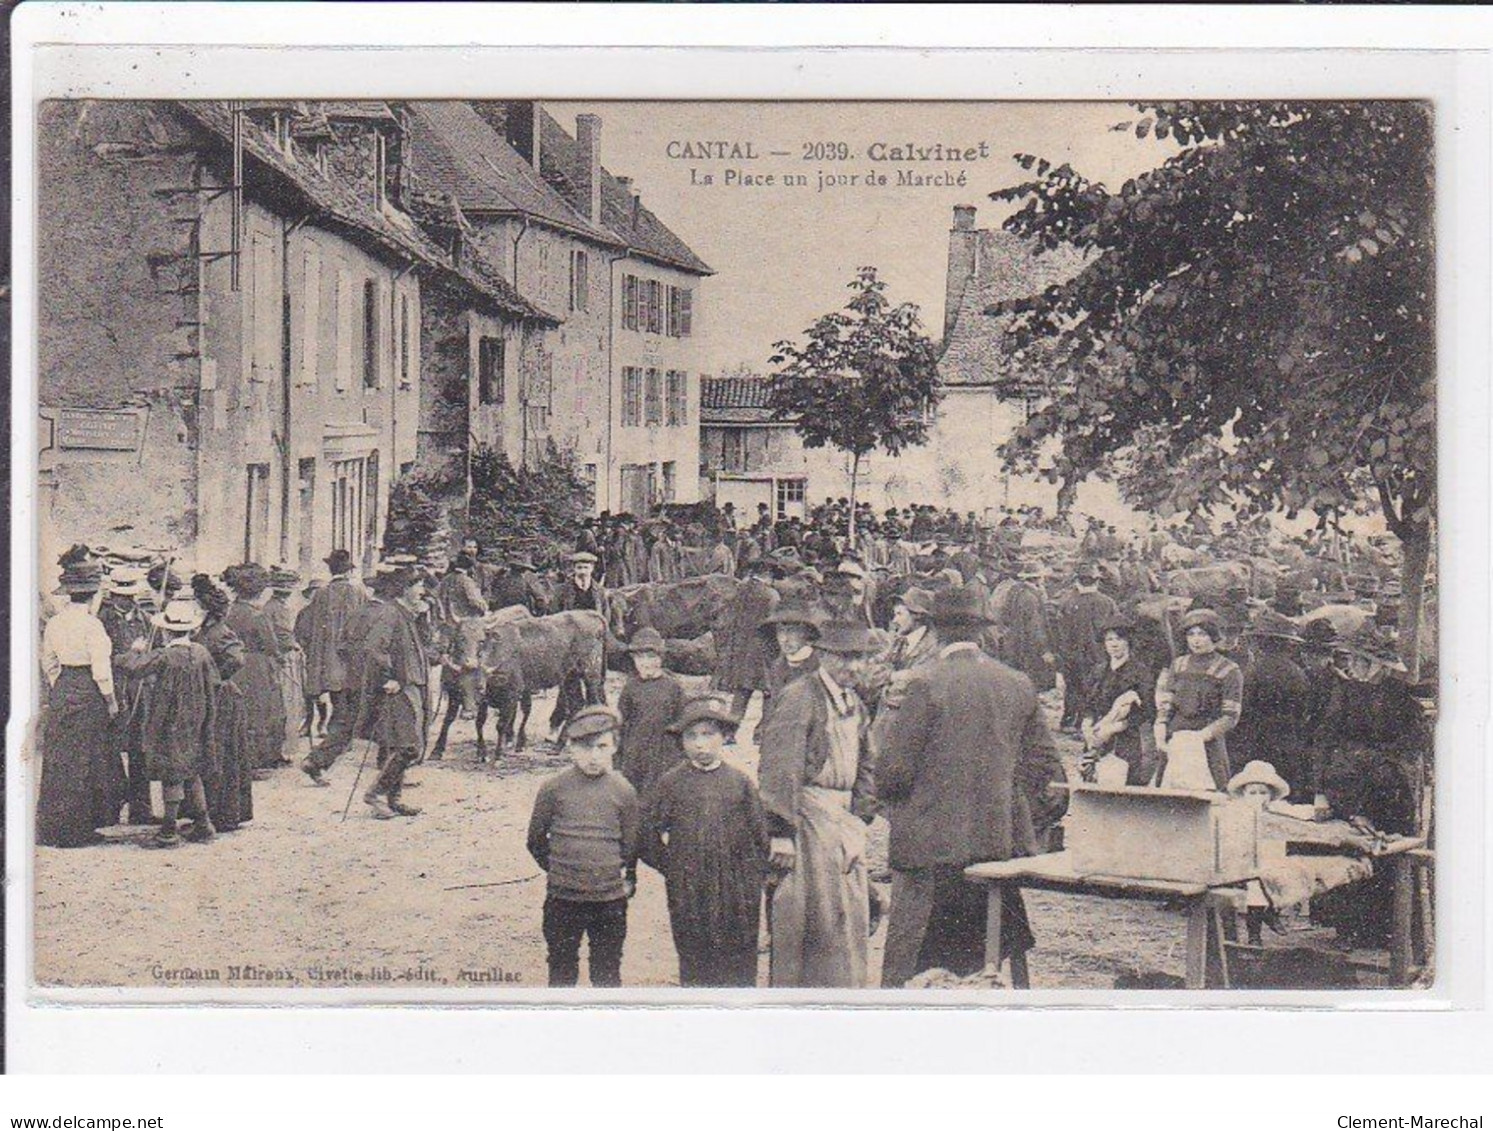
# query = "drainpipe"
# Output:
<box><xmin>279</xmin><ymin>213</ymin><xmax>311</xmax><ymax>566</ymax></box>
<box><xmin>509</xmin><ymin>217</ymin><xmax>532</xmax><ymax>463</ymax></box>
<box><xmin>389</xmin><ymin>262</ymin><xmax>415</xmax><ymax>553</ymax></box>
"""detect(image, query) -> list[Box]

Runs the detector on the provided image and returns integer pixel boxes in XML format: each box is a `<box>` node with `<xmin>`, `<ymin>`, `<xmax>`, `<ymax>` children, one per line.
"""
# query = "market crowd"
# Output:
<box><xmin>35</xmin><ymin>493</ymin><xmax>1432</xmax><ymax>989</ymax></box>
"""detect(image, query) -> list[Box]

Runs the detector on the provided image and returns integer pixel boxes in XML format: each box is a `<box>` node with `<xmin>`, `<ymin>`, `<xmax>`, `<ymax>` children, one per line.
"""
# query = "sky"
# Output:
<box><xmin>551</xmin><ymin>100</ymin><xmax>1176</xmax><ymax>375</ymax></box>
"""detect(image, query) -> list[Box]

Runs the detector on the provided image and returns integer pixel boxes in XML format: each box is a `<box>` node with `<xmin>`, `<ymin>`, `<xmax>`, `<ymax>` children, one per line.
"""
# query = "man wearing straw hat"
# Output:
<box><xmin>877</xmin><ymin>586</ymin><xmax>1063</xmax><ymax>988</ymax></box>
<box><xmin>757</xmin><ymin>621</ymin><xmax>880</xmax><ymax>988</ymax></box>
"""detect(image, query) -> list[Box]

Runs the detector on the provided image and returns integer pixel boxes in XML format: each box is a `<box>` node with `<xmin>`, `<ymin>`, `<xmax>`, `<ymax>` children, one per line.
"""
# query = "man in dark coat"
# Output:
<box><xmin>299</xmin><ymin>549</ymin><xmax>368</xmax><ymax>784</ymax></box>
<box><xmin>551</xmin><ymin>552</ymin><xmax>611</xmax><ymax>738</ymax></box>
<box><xmin>356</xmin><ymin>566</ymin><xmax>430</xmax><ymax>819</ymax></box>
<box><xmin>989</xmin><ymin>562</ymin><xmax>1057</xmax><ymax>691</ymax></box>
<box><xmin>1228</xmin><ymin>611</ymin><xmax>1314</xmax><ymax>793</ymax></box>
<box><xmin>99</xmin><ymin>572</ymin><xmax>159</xmax><ymax>824</ymax></box>
<box><xmin>711</xmin><ymin>558</ymin><xmax>780</xmax><ymax>733</ymax></box>
<box><xmin>877</xmin><ymin>586</ymin><xmax>1064</xmax><ymax>988</ymax></box>
<box><xmin>1054</xmin><ymin>563</ymin><xmax>1117</xmax><ymax>730</ymax></box>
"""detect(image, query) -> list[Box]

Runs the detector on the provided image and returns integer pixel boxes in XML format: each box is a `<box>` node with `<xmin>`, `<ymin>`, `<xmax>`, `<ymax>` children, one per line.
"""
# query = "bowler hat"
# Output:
<box><xmin>324</xmin><ymin>549</ymin><xmax>355</xmax><ymax>575</ymax></box>
<box><xmin>927</xmin><ymin>586</ymin><xmax>997</xmax><ymax>627</ymax></box>
<box><xmin>666</xmin><ymin>697</ymin><xmax>740</xmax><ymax>735</ymax></box>
<box><xmin>627</xmin><ymin>627</ymin><xmax>666</xmax><ymax>655</ymax></box>
<box><xmin>562</xmin><ymin>705</ymin><xmax>622</xmax><ymax>743</ymax></box>
<box><xmin>814</xmin><ymin>622</ymin><xmax>881</xmax><ymax>656</ymax></box>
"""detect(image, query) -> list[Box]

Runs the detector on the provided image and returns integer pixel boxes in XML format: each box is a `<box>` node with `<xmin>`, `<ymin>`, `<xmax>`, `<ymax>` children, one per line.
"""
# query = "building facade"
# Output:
<box><xmin>700</xmin><ymin>205</ymin><xmax>1131</xmax><ymax>523</ymax></box>
<box><xmin>37</xmin><ymin>99</ymin><xmax>538</xmax><ymax>584</ymax></box>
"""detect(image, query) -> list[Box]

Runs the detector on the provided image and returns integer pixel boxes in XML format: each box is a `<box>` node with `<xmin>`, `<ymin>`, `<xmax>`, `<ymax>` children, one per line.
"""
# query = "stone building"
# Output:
<box><xmin>406</xmin><ymin>101</ymin><xmax>712</xmax><ymax>513</ymax></box>
<box><xmin>701</xmin><ymin>205</ymin><xmax>1128</xmax><ymax>523</ymax></box>
<box><xmin>36</xmin><ymin>99</ymin><xmax>541</xmax><ymax>582</ymax></box>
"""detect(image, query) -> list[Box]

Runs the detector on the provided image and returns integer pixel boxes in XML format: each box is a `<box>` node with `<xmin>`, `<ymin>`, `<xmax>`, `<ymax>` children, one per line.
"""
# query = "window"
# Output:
<box><xmin>776</xmin><ymin>477</ymin><xmax>807</xmax><ymax>518</ymax></box>
<box><xmin>622</xmin><ymin>274</ymin><xmax>640</xmax><ymax>331</ymax></box>
<box><xmin>330</xmin><ymin>456</ymin><xmax>370</xmax><ymax>565</ymax></box>
<box><xmin>667</xmin><ymin>286</ymin><xmax>694</xmax><ymax>338</ymax></box>
<box><xmin>644</xmin><ymin>367</ymin><xmax>663</xmax><ymax>425</ymax></box>
<box><xmin>661</xmin><ymin>461</ymin><xmax>677</xmax><ymax>503</ymax></box>
<box><xmin>582</xmin><ymin>463</ymin><xmax>598</xmax><ymax>508</ymax></box>
<box><xmin>250</xmin><ymin>232</ymin><xmax>278</xmax><ymax>383</ymax></box>
<box><xmin>666</xmin><ymin>370</ymin><xmax>688</xmax><ymax>426</ymax></box>
<box><xmin>299</xmin><ymin>245</ymin><xmax>321</xmax><ymax>387</ymax></box>
<box><xmin>645</xmin><ymin>279</ymin><xmax>664</xmax><ymax>334</ymax></box>
<box><xmin>478</xmin><ymin>336</ymin><xmax>505</xmax><ymax>405</ymax></box>
<box><xmin>622</xmin><ymin>367</ymin><xmax>642</xmax><ymax>426</ymax></box>
<box><xmin>721</xmin><ymin>428</ymin><xmax>746</xmax><ymax>472</ymax></box>
<box><xmin>569</xmin><ymin>249</ymin><xmax>589</xmax><ymax>312</ymax></box>
<box><xmin>362</xmin><ymin>279</ymin><xmax>379</xmax><ymax>389</ymax></box>
<box><xmin>398</xmin><ymin>294</ymin><xmax>413</xmax><ymax>390</ymax></box>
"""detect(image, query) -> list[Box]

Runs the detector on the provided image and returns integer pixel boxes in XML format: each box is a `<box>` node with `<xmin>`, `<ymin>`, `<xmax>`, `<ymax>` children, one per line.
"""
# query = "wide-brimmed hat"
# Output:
<box><xmin>895</xmin><ymin>586</ymin><xmax>935</xmax><ymax>618</ymax></box>
<box><xmin>54</xmin><ymin>561</ymin><xmax>105</xmax><ymax>595</ymax></box>
<box><xmin>1336</xmin><ymin>623</ymin><xmax>1407</xmax><ymax>671</ymax></box>
<box><xmin>58</xmin><ymin>543</ymin><xmax>97</xmax><ymax>569</ymax></box>
<box><xmin>562</xmin><ymin>704</ymin><xmax>622</xmax><ymax>743</ymax></box>
<box><xmin>814</xmin><ymin>622</ymin><xmax>882</xmax><ymax>656</ymax></box>
<box><xmin>151</xmin><ymin>598</ymin><xmax>205</xmax><ymax>633</ymax></box>
<box><xmin>106</xmin><ymin>564</ymin><xmax>153</xmax><ymax>597</ymax></box>
<box><xmin>666</xmin><ymin>696</ymin><xmax>740</xmax><ymax>735</ymax></box>
<box><xmin>927</xmin><ymin>586</ymin><xmax>997</xmax><ymax>627</ymax></box>
<box><xmin>835</xmin><ymin>558</ymin><xmax>868</xmax><ymax>581</ymax></box>
<box><xmin>758</xmin><ymin>601</ymin><xmax>825</xmax><ymax>638</ymax></box>
<box><xmin>1246</xmin><ymin>609</ymin><xmax>1305</xmax><ymax>643</ymax></box>
<box><xmin>1301</xmin><ymin>618</ymin><xmax>1340</xmax><ymax>651</ymax></box>
<box><xmin>626</xmin><ymin>627</ymin><xmax>666</xmax><ymax>655</ymax></box>
<box><xmin>568</xmin><ymin>551</ymin><xmax>599</xmax><ymax>566</ymax></box>
<box><xmin>368</xmin><ymin>565</ymin><xmax>422</xmax><ymax>597</ymax></box>
<box><xmin>268</xmin><ymin>565</ymin><xmax>300</xmax><ymax>591</ymax></box>
<box><xmin>324</xmin><ymin>549</ymin><xmax>355</xmax><ymax>574</ymax></box>
<box><xmin>1227</xmin><ymin>760</ymin><xmax>1291</xmax><ymax>802</ymax></box>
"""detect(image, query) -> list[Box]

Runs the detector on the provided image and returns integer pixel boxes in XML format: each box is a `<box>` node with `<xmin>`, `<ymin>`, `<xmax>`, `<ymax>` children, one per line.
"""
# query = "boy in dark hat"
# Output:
<box><xmin>641</xmin><ymin>698</ymin><xmax>769</xmax><ymax>987</ymax></box>
<box><xmin>616</xmin><ymin>628</ymin><xmax>686</xmax><ymax>796</ymax></box>
<box><xmin>526</xmin><ymin>705</ymin><xmax>640</xmax><ymax>987</ymax></box>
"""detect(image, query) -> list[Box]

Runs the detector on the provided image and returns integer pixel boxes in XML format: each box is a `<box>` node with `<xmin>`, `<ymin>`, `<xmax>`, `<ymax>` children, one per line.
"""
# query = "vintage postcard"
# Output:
<box><xmin>25</xmin><ymin>92</ymin><xmax>1439</xmax><ymax>1000</ymax></box>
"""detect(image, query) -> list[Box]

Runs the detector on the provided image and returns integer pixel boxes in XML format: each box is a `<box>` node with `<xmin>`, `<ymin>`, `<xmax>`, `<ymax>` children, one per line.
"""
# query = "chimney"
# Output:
<box><xmin>576</xmin><ymin>113</ymin><xmax>602</xmax><ymax>225</ymax></box>
<box><xmin>943</xmin><ymin>205</ymin><xmax>980</xmax><ymax>343</ymax></box>
<box><xmin>617</xmin><ymin>175</ymin><xmax>640</xmax><ymax>225</ymax></box>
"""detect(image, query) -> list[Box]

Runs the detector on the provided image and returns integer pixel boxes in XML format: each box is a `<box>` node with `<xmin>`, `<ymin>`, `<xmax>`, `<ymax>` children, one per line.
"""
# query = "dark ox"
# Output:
<box><xmin>607</xmin><ymin>574</ymin><xmax>740</xmax><ymax>641</ymax></box>
<box><xmin>431</xmin><ymin>608</ymin><xmax>608</xmax><ymax>760</ymax></box>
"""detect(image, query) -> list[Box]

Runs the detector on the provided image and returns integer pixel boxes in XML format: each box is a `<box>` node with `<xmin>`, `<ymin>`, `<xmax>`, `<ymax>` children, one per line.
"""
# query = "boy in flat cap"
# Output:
<box><xmin>642</xmin><ymin>698</ymin><xmax>770</xmax><ymax>987</ymax></box>
<box><xmin>616</xmin><ymin>628</ymin><xmax>686</xmax><ymax>796</ymax></box>
<box><xmin>526</xmin><ymin>706</ymin><xmax>640</xmax><ymax>987</ymax></box>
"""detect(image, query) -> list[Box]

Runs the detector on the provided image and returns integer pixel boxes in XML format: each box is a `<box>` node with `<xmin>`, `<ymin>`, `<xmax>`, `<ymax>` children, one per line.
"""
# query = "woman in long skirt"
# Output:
<box><xmin>37</xmin><ymin>561</ymin><xmax>127</xmax><ymax>847</ymax></box>
<box><xmin>222</xmin><ymin>564</ymin><xmax>289</xmax><ymax>770</ymax></box>
<box><xmin>193</xmin><ymin>574</ymin><xmax>253</xmax><ymax>830</ymax></box>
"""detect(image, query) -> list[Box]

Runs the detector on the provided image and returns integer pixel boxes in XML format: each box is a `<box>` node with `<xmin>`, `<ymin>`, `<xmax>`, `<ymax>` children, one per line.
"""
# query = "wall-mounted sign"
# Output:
<box><xmin>56</xmin><ymin>408</ymin><xmax>146</xmax><ymax>452</ymax></box>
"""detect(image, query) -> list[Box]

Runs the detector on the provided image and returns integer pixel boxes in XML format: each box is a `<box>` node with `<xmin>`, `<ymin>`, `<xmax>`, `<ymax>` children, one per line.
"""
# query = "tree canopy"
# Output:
<box><xmin>768</xmin><ymin>267</ymin><xmax>941</xmax><ymax>534</ymax></box>
<box><xmin>990</xmin><ymin>101</ymin><xmax>1435</xmax><ymax>672</ymax></box>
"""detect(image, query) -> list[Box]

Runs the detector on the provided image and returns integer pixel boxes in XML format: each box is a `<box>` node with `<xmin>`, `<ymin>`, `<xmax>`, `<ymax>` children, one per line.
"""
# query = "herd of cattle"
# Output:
<box><xmin>423</xmin><ymin>528</ymin><xmax>1425</xmax><ymax>757</ymax></box>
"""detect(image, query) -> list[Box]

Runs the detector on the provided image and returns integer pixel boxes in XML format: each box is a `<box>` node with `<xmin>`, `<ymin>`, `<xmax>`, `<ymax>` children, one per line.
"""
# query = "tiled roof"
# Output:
<box><xmin>538</xmin><ymin>109</ymin><xmax>713</xmax><ymax>276</ymax></box>
<box><xmin>700</xmin><ymin>376</ymin><xmax>790</xmax><ymax>424</ymax></box>
<box><xmin>939</xmin><ymin>229</ymin><xmax>1087</xmax><ymax>390</ymax></box>
<box><xmin>175</xmin><ymin>101</ymin><xmax>557</xmax><ymax>324</ymax></box>
<box><xmin>403</xmin><ymin>101</ymin><xmax>618</xmax><ymax>246</ymax></box>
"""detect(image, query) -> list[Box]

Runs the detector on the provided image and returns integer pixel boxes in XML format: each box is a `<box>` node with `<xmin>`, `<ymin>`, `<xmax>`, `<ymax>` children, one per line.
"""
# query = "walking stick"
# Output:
<box><xmin>340</xmin><ymin>739</ymin><xmax>372</xmax><ymax>823</ymax></box>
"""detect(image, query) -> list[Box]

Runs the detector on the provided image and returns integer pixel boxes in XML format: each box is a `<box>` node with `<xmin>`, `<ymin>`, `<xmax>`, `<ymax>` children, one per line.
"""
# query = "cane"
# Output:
<box><xmin>340</xmin><ymin>739</ymin><xmax>372</xmax><ymax>823</ymax></box>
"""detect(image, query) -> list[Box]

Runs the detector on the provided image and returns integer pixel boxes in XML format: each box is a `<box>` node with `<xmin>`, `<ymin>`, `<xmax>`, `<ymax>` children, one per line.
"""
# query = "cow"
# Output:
<box><xmin>607</xmin><ymin>574</ymin><xmax>740</xmax><ymax>642</ymax></box>
<box><xmin>430</xmin><ymin>608</ymin><xmax>608</xmax><ymax>761</ymax></box>
<box><xmin>1162</xmin><ymin>560</ymin><xmax>1277</xmax><ymax>601</ymax></box>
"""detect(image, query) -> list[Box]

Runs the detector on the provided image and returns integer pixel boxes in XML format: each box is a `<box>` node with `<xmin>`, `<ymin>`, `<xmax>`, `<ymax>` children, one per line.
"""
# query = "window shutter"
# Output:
<box><xmin>300</xmin><ymin>245</ymin><xmax>320</xmax><ymax>388</ymax></box>
<box><xmin>335</xmin><ymin>268</ymin><xmax>353</xmax><ymax>391</ymax></box>
<box><xmin>680</xmin><ymin>288</ymin><xmax>693</xmax><ymax>337</ymax></box>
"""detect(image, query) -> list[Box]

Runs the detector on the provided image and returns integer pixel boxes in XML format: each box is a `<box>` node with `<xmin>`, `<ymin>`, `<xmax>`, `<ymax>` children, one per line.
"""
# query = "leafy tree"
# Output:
<box><xmin>990</xmin><ymin>102</ymin><xmax>1435</xmax><ymax>676</ymax></box>
<box><xmin>768</xmin><ymin>267</ymin><xmax>942</xmax><ymax>539</ymax></box>
<box><xmin>466</xmin><ymin>439</ymin><xmax>594</xmax><ymax>567</ymax></box>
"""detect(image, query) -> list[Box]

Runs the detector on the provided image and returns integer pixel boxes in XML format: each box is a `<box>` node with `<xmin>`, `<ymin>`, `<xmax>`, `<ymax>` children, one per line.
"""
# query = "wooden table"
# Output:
<box><xmin>966</xmin><ymin>836</ymin><xmax>1429</xmax><ymax>990</ymax></box>
<box><xmin>965</xmin><ymin>852</ymin><xmax>1240</xmax><ymax>989</ymax></box>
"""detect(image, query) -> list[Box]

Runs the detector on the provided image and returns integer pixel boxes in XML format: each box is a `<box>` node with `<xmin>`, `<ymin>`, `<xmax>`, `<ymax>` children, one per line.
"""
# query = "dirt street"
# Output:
<box><xmin>32</xmin><ymin>677</ymin><xmax>1304</xmax><ymax>993</ymax></box>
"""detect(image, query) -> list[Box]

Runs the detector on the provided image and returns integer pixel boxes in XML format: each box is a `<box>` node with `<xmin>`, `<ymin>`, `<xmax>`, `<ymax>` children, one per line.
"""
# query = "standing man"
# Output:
<box><xmin>990</xmin><ymin>559</ymin><xmax>1058</xmax><ymax>692</ymax></box>
<box><xmin>551</xmin><ymin>551</ymin><xmax>610</xmax><ymax>740</ymax></box>
<box><xmin>299</xmin><ymin>549</ymin><xmax>368</xmax><ymax>786</ymax></box>
<box><xmin>1054</xmin><ymin>563</ymin><xmax>1117</xmax><ymax>731</ymax></box>
<box><xmin>878</xmin><ymin>586</ymin><xmax>1064</xmax><ymax>988</ymax></box>
<box><xmin>357</xmin><ymin>565</ymin><xmax>430</xmax><ymax>819</ymax></box>
<box><xmin>711</xmin><ymin>557</ymin><xmax>780</xmax><ymax>736</ymax></box>
<box><xmin>757</xmin><ymin>622</ymin><xmax>880</xmax><ymax>988</ymax></box>
<box><xmin>99</xmin><ymin>566</ymin><xmax>158</xmax><ymax>825</ymax></box>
